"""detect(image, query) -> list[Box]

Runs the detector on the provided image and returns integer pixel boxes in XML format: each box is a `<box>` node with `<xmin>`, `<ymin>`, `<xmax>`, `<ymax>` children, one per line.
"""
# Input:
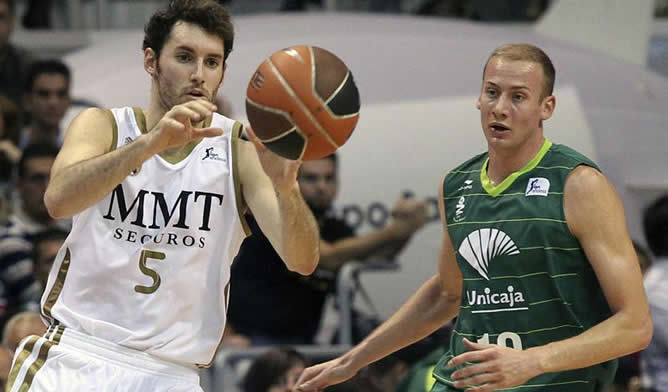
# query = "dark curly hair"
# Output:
<box><xmin>241</xmin><ymin>348</ymin><xmax>306</xmax><ymax>392</ymax></box>
<box><xmin>142</xmin><ymin>0</ymin><xmax>234</xmax><ymax>62</ymax></box>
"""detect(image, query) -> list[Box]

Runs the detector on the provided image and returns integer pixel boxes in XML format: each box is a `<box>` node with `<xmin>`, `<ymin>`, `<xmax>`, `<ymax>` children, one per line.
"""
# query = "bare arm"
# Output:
<box><xmin>318</xmin><ymin>199</ymin><xmax>427</xmax><ymax>271</ymax></box>
<box><xmin>238</xmin><ymin>128</ymin><xmax>319</xmax><ymax>275</ymax></box>
<box><xmin>448</xmin><ymin>166</ymin><xmax>652</xmax><ymax>391</ymax></box>
<box><xmin>295</xmin><ymin>174</ymin><xmax>462</xmax><ymax>391</ymax></box>
<box><xmin>533</xmin><ymin>166</ymin><xmax>652</xmax><ymax>371</ymax></box>
<box><xmin>45</xmin><ymin>101</ymin><xmax>221</xmax><ymax>218</ymax></box>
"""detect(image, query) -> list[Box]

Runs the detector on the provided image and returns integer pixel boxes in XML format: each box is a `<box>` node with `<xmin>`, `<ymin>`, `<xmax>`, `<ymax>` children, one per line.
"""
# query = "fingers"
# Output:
<box><xmin>295</xmin><ymin>366</ymin><xmax>326</xmax><ymax>391</ymax></box>
<box><xmin>463</xmin><ymin>337</ymin><xmax>493</xmax><ymax>350</ymax></box>
<box><xmin>170</xmin><ymin>100</ymin><xmax>217</xmax><ymax>124</ymax></box>
<box><xmin>194</xmin><ymin>127</ymin><xmax>224</xmax><ymax>138</ymax></box>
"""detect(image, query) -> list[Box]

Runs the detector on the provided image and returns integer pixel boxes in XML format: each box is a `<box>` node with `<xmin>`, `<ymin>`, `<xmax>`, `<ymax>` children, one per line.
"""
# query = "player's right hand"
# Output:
<box><xmin>294</xmin><ymin>356</ymin><xmax>357</xmax><ymax>392</ymax></box>
<box><xmin>147</xmin><ymin>100</ymin><xmax>223</xmax><ymax>154</ymax></box>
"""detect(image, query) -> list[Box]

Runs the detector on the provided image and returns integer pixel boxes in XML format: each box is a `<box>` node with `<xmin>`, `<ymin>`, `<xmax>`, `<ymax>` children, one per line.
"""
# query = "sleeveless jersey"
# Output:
<box><xmin>433</xmin><ymin>140</ymin><xmax>617</xmax><ymax>391</ymax></box>
<box><xmin>40</xmin><ymin>107</ymin><xmax>249</xmax><ymax>367</ymax></box>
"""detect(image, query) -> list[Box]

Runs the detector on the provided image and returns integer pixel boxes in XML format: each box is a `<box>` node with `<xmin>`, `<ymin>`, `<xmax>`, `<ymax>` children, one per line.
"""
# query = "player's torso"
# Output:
<box><xmin>41</xmin><ymin>107</ymin><xmax>247</xmax><ymax>366</ymax></box>
<box><xmin>434</xmin><ymin>140</ymin><xmax>616</xmax><ymax>391</ymax></box>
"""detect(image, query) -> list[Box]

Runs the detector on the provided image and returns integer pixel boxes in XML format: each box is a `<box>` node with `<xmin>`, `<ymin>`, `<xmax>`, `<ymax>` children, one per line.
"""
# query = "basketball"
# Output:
<box><xmin>245</xmin><ymin>45</ymin><xmax>360</xmax><ymax>161</ymax></box>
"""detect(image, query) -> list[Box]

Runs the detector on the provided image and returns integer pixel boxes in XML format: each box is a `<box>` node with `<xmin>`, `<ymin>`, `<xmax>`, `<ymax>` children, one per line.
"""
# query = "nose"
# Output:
<box><xmin>190</xmin><ymin>60</ymin><xmax>204</xmax><ymax>85</ymax></box>
<box><xmin>492</xmin><ymin>93</ymin><xmax>510</xmax><ymax>119</ymax></box>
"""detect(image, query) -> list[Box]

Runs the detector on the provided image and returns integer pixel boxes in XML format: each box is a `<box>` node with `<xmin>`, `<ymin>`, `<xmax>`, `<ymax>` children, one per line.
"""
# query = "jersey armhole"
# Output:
<box><xmin>103</xmin><ymin>109</ymin><xmax>119</xmax><ymax>152</ymax></box>
<box><xmin>231</xmin><ymin>121</ymin><xmax>251</xmax><ymax>236</ymax></box>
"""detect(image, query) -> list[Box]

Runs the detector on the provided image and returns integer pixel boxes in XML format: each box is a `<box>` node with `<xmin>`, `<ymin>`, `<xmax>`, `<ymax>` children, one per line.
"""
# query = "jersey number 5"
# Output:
<box><xmin>135</xmin><ymin>250</ymin><xmax>166</xmax><ymax>294</ymax></box>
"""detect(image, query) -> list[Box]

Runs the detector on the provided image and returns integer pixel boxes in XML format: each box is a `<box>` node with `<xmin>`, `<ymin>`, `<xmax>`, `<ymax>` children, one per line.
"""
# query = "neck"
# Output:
<box><xmin>487</xmin><ymin>132</ymin><xmax>545</xmax><ymax>185</ymax></box>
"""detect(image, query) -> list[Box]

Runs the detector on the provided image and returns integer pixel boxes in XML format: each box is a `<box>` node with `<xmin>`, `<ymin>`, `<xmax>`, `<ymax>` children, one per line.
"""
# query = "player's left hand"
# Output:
<box><xmin>447</xmin><ymin>338</ymin><xmax>543</xmax><ymax>391</ymax></box>
<box><xmin>245</xmin><ymin>124</ymin><xmax>301</xmax><ymax>193</ymax></box>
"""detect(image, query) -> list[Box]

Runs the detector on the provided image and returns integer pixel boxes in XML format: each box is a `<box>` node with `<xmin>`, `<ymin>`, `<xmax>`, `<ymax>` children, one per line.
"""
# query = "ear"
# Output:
<box><xmin>144</xmin><ymin>48</ymin><xmax>158</xmax><ymax>77</ymax></box>
<box><xmin>476</xmin><ymin>96</ymin><xmax>481</xmax><ymax>110</ymax></box>
<box><xmin>541</xmin><ymin>95</ymin><xmax>556</xmax><ymax>121</ymax></box>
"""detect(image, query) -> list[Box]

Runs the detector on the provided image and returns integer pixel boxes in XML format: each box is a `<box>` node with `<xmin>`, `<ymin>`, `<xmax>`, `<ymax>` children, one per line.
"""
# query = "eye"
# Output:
<box><xmin>176</xmin><ymin>53</ymin><xmax>192</xmax><ymax>62</ymax></box>
<box><xmin>512</xmin><ymin>93</ymin><xmax>525</xmax><ymax>102</ymax></box>
<box><xmin>206</xmin><ymin>58</ymin><xmax>220</xmax><ymax>68</ymax></box>
<box><xmin>486</xmin><ymin>88</ymin><xmax>498</xmax><ymax>98</ymax></box>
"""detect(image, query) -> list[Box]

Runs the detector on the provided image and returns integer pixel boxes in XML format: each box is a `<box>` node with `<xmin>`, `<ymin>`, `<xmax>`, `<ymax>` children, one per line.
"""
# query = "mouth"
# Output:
<box><xmin>489</xmin><ymin>123</ymin><xmax>510</xmax><ymax>132</ymax></box>
<box><xmin>187</xmin><ymin>90</ymin><xmax>206</xmax><ymax>99</ymax></box>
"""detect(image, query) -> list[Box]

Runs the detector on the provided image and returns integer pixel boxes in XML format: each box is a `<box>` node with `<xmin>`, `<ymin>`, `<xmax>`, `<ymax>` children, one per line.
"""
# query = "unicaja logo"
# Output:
<box><xmin>466</xmin><ymin>286</ymin><xmax>524</xmax><ymax>308</ymax></box>
<box><xmin>458</xmin><ymin>228</ymin><xmax>519</xmax><ymax>280</ymax></box>
<box><xmin>459</xmin><ymin>228</ymin><xmax>527</xmax><ymax>313</ymax></box>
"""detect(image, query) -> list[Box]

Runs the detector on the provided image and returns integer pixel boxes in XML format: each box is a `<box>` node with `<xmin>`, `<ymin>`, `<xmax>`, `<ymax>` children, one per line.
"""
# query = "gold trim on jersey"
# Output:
<box><xmin>132</xmin><ymin>107</ymin><xmax>148</xmax><ymax>134</ymax></box>
<box><xmin>231</xmin><ymin>121</ymin><xmax>250</xmax><ymax>236</ymax></box>
<box><xmin>105</xmin><ymin>109</ymin><xmax>118</xmax><ymax>152</ymax></box>
<box><xmin>42</xmin><ymin>248</ymin><xmax>72</xmax><ymax>322</ymax></box>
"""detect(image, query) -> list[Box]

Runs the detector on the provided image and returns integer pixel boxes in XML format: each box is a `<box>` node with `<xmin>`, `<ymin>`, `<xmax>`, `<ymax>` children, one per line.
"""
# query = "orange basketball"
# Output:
<box><xmin>245</xmin><ymin>45</ymin><xmax>360</xmax><ymax>161</ymax></box>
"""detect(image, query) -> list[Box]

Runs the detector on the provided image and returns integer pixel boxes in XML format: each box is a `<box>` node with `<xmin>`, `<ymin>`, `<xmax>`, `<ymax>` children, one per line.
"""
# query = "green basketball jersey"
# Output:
<box><xmin>432</xmin><ymin>140</ymin><xmax>617</xmax><ymax>391</ymax></box>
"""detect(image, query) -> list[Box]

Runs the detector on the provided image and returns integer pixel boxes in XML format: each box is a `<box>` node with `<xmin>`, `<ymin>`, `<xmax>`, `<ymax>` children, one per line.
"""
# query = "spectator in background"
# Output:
<box><xmin>241</xmin><ymin>347</ymin><xmax>307</xmax><ymax>392</ymax></box>
<box><xmin>1</xmin><ymin>311</ymin><xmax>44</xmax><ymax>352</ymax></box>
<box><xmin>0</xmin><ymin>142</ymin><xmax>60</xmax><ymax>328</ymax></box>
<box><xmin>641</xmin><ymin>195</ymin><xmax>668</xmax><ymax>392</ymax></box>
<box><xmin>31</xmin><ymin>228</ymin><xmax>68</xmax><ymax>290</ymax></box>
<box><xmin>0</xmin><ymin>0</ymin><xmax>35</xmax><ymax>111</ymax></box>
<box><xmin>227</xmin><ymin>153</ymin><xmax>427</xmax><ymax>346</ymax></box>
<box><xmin>0</xmin><ymin>94</ymin><xmax>21</xmax><ymax>222</ymax></box>
<box><xmin>20</xmin><ymin>59</ymin><xmax>71</xmax><ymax>148</ymax></box>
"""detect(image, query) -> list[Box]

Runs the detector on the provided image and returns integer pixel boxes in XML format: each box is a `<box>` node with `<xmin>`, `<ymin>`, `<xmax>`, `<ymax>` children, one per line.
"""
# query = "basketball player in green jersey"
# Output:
<box><xmin>295</xmin><ymin>43</ymin><xmax>652</xmax><ymax>392</ymax></box>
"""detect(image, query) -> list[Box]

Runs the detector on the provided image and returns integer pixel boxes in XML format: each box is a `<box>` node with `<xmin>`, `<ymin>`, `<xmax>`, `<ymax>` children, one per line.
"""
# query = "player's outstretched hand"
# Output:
<box><xmin>294</xmin><ymin>356</ymin><xmax>357</xmax><ymax>392</ymax></box>
<box><xmin>245</xmin><ymin>125</ymin><xmax>301</xmax><ymax>193</ymax></box>
<box><xmin>447</xmin><ymin>338</ymin><xmax>543</xmax><ymax>391</ymax></box>
<box><xmin>148</xmin><ymin>100</ymin><xmax>223</xmax><ymax>154</ymax></box>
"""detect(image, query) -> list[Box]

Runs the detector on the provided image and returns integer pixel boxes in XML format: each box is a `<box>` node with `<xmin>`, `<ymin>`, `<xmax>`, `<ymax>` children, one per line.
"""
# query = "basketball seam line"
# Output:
<box><xmin>322</xmin><ymin>71</ymin><xmax>360</xmax><ymax>119</ymax></box>
<box><xmin>267</xmin><ymin>55</ymin><xmax>339</xmax><ymax>151</ymax></box>
<box><xmin>245</xmin><ymin>98</ymin><xmax>298</xmax><ymax>142</ymax></box>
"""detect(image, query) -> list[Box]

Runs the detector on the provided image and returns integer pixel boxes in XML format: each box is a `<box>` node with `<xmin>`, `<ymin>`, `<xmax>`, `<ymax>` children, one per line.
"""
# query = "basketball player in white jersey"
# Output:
<box><xmin>5</xmin><ymin>1</ymin><xmax>320</xmax><ymax>390</ymax></box>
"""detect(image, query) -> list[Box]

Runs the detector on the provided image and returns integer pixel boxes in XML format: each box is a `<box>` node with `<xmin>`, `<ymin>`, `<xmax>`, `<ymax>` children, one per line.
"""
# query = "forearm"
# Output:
<box><xmin>275</xmin><ymin>183</ymin><xmax>320</xmax><ymax>275</ymax></box>
<box><xmin>372</xmin><ymin>236</ymin><xmax>411</xmax><ymax>261</ymax></box>
<box><xmin>343</xmin><ymin>275</ymin><xmax>459</xmax><ymax>372</ymax></box>
<box><xmin>319</xmin><ymin>225</ymin><xmax>402</xmax><ymax>270</ymax></box>
<box><xmin>45</xmin><ymin>136</ymin><xmax>156</xmax><ymax>218</ymax></box>
<box><xmin>533</xmin><ymin>309</ymin><xmax>652</xmax><ymax>374</ymax></box>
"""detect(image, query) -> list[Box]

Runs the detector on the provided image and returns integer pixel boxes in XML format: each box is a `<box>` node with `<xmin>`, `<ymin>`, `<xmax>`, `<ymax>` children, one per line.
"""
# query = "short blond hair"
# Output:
<box><xmin>484</xmin><ymin>43</ymin><xmax>555</xmax><ymax>99</ymax></box>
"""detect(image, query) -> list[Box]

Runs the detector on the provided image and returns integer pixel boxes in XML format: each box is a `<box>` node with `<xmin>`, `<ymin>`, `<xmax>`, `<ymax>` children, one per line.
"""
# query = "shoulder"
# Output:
<box><xmin>547</xmin><ymin>143</ymin><xmax>599</xmax><ymax>171</ymax></box>
<box><xmin>447</xmin><ymin>152</ymin><xmax>487</xmax><ymax>177</ymax></box>
<box><xmin>564</xmin><ymin>165</ymin><xmax>607</xmax><ymax>196</ymax></box>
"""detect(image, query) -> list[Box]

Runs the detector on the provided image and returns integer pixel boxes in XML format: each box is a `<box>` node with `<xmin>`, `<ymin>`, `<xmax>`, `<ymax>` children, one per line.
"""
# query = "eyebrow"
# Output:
<box><xmin>485</xmin><ymin>81</ymin><xmax>530</xmax><ymax>91</ymax></box>
<box><xmin>175</xmin><ymin>45</ymin><xmax>223</xmax><ymax>59</ymax></box>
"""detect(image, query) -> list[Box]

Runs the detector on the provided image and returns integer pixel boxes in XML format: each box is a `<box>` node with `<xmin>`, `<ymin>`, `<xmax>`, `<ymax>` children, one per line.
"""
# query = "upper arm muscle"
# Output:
<box><xmin>564</xmin><ymin>166</ymin><xmax>647</xmax><ymax>314</ymax></box>
<box><xmin>51</xmin><ymin>108</ymin><xmax>114</xmax><ymax>179</ymax></box>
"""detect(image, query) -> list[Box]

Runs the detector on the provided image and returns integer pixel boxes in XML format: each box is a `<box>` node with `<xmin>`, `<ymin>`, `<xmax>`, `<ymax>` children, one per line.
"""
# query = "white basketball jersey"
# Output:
<box><xmin>41</xmin><ymin>107</ymin><xmax>249</xmax><ymax>367</ymax></box>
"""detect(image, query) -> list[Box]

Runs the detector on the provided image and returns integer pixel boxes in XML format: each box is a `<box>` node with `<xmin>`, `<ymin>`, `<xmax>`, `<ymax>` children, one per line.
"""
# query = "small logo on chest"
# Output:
<box><xmin>525</xmin><ymin>177</ymin><xmax>550</xmax><ymax>197</ymax></box>
<box><xmin>202</xmin><ymin>146</ymin><xmax>227</xmax><ymax>163</ymax></box>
